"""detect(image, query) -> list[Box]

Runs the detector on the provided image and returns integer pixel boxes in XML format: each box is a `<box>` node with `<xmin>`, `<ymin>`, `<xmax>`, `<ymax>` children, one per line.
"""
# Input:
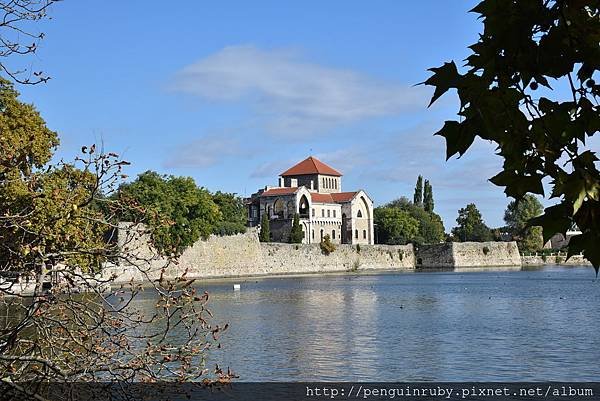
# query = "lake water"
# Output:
<box><xmin>177</xmin><ymin>266</ymin><xmax>600</xmax><ymax>381</ymax></box>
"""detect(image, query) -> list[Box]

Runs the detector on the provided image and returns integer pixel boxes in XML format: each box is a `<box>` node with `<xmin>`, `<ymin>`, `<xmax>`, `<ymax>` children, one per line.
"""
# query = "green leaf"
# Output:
<box><xmin>434</xmin><ymin>120</ymin><xmax>476</xmax><ymax>160</ymax></box>
<box><xmin>566</xmin><ymin>232</ymin><xmax>600</xmax><ymax>274</ymax></box>
<box><xmin>528</xmin><ymin>204</ymin><xmax>573</xmax><ymax>243</ymax></box>
<box><xmin>423</xmin><ymin>61</ymin><xmax>461</xmax><ymax>107</ymax></box>
<box><xmin>490</xmin><ymin>170</ymin><xmax>545</xmax><ymax>197</ymax></box>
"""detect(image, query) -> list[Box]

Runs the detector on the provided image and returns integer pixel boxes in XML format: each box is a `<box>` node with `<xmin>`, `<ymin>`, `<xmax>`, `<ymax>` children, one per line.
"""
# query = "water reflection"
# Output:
<box><xmin>142</xmin><ymin>267</ymin><xmax>600</xmax><ymax>381</ymax></box>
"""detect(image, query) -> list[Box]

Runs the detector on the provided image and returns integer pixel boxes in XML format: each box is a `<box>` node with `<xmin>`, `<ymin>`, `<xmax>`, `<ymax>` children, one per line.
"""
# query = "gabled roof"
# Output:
<box><xmin>310</xmin><ymin>191</ymin><xmax>359</xmax><ymax>204</ymax></box>
<box><xmin>331</xmin><ymin>191</ymin><xmax>358</xmax><ymax>203</ymax></box>
<box><xmin>310</xmin><ymin>193</ymin><xmax>333</xmax><ymax>203</ymax></box>
<box><xmin>260</xmin><ymin>187</ymin><xmax>299</xmax><ymax>197</ymax></box>
<box><xmin>281</xmin><ymin>156</ymin><xmax>342</xmax><ymax>177</ymax></box>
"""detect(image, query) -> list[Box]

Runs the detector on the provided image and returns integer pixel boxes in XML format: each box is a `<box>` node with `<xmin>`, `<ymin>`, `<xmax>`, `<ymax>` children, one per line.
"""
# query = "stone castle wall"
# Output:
<box><xmin>417</xmin><ymin>241</ymin><xmax>521</xmax><ymax>268</ymax></box>
<box><xmin>106</xmin><ymin>224</ymin><xmax>414</xmax><ymax>283</ymax></box>
<box><xmin>521</xmin><ymin>254</ymin><xmax>592</xmax><ymax>266</ymax></box>
<box><xmin>107</xmin><ymin>224</ymin><xmax>590</xmax><ymax>284</ymax></box>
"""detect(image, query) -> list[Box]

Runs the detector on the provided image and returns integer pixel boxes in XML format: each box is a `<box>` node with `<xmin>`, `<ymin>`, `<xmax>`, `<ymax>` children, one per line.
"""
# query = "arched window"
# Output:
<box><xmin>273</xmin><ymin>199</ymin><xmax>285</xmax><ymax>219</ymax></box>
<box><xmin>299</xmin><ymin>195</ymin><xmax>309</xmax><ymax>218</ymax></box>
<box><xmin>357</xmin><ymin>210</ymin><xmax>363</xmax><ymax>218</ymax></box>
<box><xmin>355</xmin><ymin>229</ymin><xmax>359</xmax><ymax>239</ymax></box>
<box><xmin>332</xmin><ymin>230</ymin><xmax>336</xmax><ymax>239</ymax></box>
<box><xmin>363</xmin><ymin>230</ymin><xmax>367</xmax><ymax>239</ymax></box>
<box><xmin>320</xmin><ymin>229</ymin><xmax>324</xmax><ymax>241</ymax></box>
<box><xmin>312</xmin><ymin>230</ymin><xmax>315</xmax><ymax>240</ymax></box>
<box><xmin>335</xmin><ymin>179</ymin><xmax>337</xmax><ymax>189</ymax></box>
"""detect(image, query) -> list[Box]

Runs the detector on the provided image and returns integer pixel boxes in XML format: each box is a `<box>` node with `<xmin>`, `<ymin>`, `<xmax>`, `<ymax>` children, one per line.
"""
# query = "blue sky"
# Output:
<box><xmin>14</xmin><ymin>0</ymin><xmax>558</xmax><ymax>230</ymax></box>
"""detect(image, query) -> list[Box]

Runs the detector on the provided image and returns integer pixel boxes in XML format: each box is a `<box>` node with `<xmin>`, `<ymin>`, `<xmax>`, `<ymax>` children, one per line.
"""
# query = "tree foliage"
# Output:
<box><xmin>117</xmin><ymin>171</ymin><xmax>221</xmax><ymax>256</ymax></box>
<box><xmin>425</xmin><ymin>0</ymin><xmax>600</xmax><ymax>269</ymax></box>
<box><xmin>212</xmin><ymin>191</ymin><xmax>247</xmax><ymax>236</ymax></box>
<box><xmin>423</xmin><ymin>179</ymin><xmax>434</xmax><ymax>212</ymax></box>
<box><xmin>376</xmin><ymin>197</ymin><xmax>445</xmax><ymax>245</ymax></box>
<box><xmin>413</xmin><ymin>175</ymin><xmax>423</xmax><ymax>207</ymax></box>
<box><xmin>452</xmin><ymin>203</ymin><xmax>493</xmax><ymax>242</ymax></box>
<box><xmin>504</xmin><ymin>194</ymin><xmax>545</xmax><ymax>251</ymax></box>
<box><xmin>0</xmin><ymin>81</ymin><xmax>229</xmax><ymax>394</ymax></box>
<box><xmin>374</xmin><ymin>207</ymin><xmax>419</xmax><ymax>245</ymax></box>
<box><xmin>0</xmin><ymin>79</ymin><xmax>108</xmax><ymax>272</ymax></box>
<box><xmin>289</xmin><ymin>213</ymin><xmax>304</xmax><ymax>243</ymax></box>
<box><xmin>259</xmin><ymin>212</ymin><xmax>270</xmax><ymax>242</ymax></box>
<box><xmin>320</xmin><ymin>234</ymin><xmax>336</xmax><ymax>255</ymax></box>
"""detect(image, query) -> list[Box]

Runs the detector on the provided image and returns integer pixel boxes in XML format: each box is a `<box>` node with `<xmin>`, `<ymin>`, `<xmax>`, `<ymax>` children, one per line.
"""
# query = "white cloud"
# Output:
<box><xmin>249</xmin><ymin>159</ymin><xmax>295</xmax><ymax>179</ymax></box>
<box><xmin>171</xmin><ymin>45</ymin><xmax>429</xmax><ymax>135</ymax></box>
<box><xmin>163</xmin><ymin>135</ymin><xmax>243</xmax><ymax>168</ymax></box>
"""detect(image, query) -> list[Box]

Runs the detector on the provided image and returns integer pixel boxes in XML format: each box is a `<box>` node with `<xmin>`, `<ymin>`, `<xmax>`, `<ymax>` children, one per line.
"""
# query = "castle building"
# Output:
<box><xmin>247</xmin><ymin>156</ymin><xmax>374</xmax><ymax>244</ymax></box>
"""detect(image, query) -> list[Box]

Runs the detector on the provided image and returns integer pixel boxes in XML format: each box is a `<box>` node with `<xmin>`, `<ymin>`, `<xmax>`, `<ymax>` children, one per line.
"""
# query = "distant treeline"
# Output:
<box><xmin>375</xmin><ymin>176</ymin><xmax>545</xmax><ymax>253</ymax></box>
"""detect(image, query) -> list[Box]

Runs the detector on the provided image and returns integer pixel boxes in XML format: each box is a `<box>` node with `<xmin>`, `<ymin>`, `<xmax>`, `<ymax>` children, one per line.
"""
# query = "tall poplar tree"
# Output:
<box><xmin>259</xmin><ymin>213</ymin><xmax>271</xmax><ymax>242</ymax></box>
<box><xmin>424</xmin><ymin>0</ymin><xmax>600</xmax><ymax>269</ymax></box>
<box><xmin>413</xmin><ymin>175</ymin><xmax>423</xmax><ymax>207</ymax></box>
<box><xmin>423</xmin><ymin>180</ymin><xmax>434</xmax><ymax>212</ymax></box>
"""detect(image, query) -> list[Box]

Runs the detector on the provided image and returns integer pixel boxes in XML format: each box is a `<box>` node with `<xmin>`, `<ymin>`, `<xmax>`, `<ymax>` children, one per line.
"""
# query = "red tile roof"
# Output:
<box><xmin>310</xmin><ymin>193</ymin><xmax>333</xmax><ymax>203</ymax></box>
<box><xmin>331</xmin><ymin>192</ymin><xmax>358</xmax><ymax>203</ymax></box>
<box><xmin>310</xmin><ymin>191</ymin><xmax>358</xmax><ymax>204</ymax></box>
<box><xmin>260</xmin><ymin>187</ymin><xmax>299</xmax><ymax>197</ymax></box>
<box><xmin>281</xmin><ymin>156</ymin><xmax>342</xmax><ymax>177</ymax></box>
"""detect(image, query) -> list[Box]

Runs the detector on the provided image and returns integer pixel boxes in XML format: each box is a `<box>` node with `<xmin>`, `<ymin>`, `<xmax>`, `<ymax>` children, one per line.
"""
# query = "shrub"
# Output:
<box><xmin>482</xmin><ymin>246</ymin><xmax>490</xmax><ymax>255</ymax></box>
<box><xmin>398</xmin><ymin>250</ymin><xmax>404</xmax><ymax>260</ymax></box>
<box><xmin>320</xmin><ymin>234</ymin><xmax>336</xmax><ymax>255</ymax></box>
<box><xmin>259</xmin><ymin>213</ymin><xmax>270</xmax><ymax>242</ymax></box>
<box><xmin>356</xmin><ymin>244</ymin><xmax>361</xmax><ymax>253</ymax></box>
<box><xmin>289</xmin><ymin>213</ymin><xmax>303</xmax><ymax>244</ymax></box>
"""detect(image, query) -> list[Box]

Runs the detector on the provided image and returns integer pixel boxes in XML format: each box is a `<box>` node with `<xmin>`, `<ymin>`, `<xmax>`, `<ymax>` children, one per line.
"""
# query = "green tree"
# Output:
<box><xmin>423</xmin><ymin>179</ymin><xmax>434</xmax><ymax>212</ymax></box>
<box><xmin>374</xmin><ymin>206</ymin><xmax>420</xmax><ymax>245</ymax></box>
<box><xmin>504</xmin><ymin>194</ymin><xmax>544</xmax><ymax>252</ymax></box>
<box><xmin>0</xmin><ymin>79</ymin><xmax>107</xmax><ymax>272</ymax></box>
<box><xmin>117</xmin><ymin>171</ymin><xmax>221</xmax><ymax>256</ymax></box>
<box><xmin>0</xmin><ymin>9</ymin><xmax>226</xmax><ymax>393</ymax></box>
<box><xmin>425</xmin><ymin>0</ymin><xmax>600</xmax><ymax>269</ymax></box>
<box><xmin>259</xmin><ymin>212</ymin><xmax>270</xmax><ymax>242</ymax></box>
<box><xmin>452</xmin><ymin>203</ymin><xmax>493</xmax><ymax>242</ymax></box>
<box><xmin>413</xmin><ymin>175</ymin><xmax>423</xmax><ymax>207</ymax></box>
<box><xmin>386</xmin><ymin>197</ymin><xmax>445</xmax><ymax>244</ymax></box>
<box><xmin>289</xmin><ymin>213</ymin><xmax>304</xmax><ymax>243</ymax></box>
<box><xmin>212</xmin><ymin>191</ymin><xmax>247</xmax><ymax>236</ymax></box>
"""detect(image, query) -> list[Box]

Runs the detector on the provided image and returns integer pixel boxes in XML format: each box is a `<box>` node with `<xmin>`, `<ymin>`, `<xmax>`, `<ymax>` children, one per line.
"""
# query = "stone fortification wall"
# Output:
<box><xmin>416</xmin><ymin>243</ymin><xmax>455</xmax><ymax>268</ymax></box>
<box><xmin>452</xmin><ymin>241</ymin><xmax>522</xmax><ymax>267</ymax></box>
<box><xmin>106</xmin><ymin>224</ymin><xmax>414</xmax><ymax>283</ymax></box>
<box><xmin>521</xmin><ymin>254</ymin><xmax>592</xmax><ymax>266</ymax></box>
<box><xmin>259</xmin><ymin>243</ymin><xmax>413</xmax><ymax>275</ymax></box>
<box><xmin>417</xmin><ymin>241</ymin><xmax>521</xmax><ymax>268</ymax></box>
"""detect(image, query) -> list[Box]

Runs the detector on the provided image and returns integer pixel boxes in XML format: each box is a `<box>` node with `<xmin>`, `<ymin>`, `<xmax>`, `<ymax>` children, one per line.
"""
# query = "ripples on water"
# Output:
<box><xmin>174</xmin><ymin>266</ymin><xmax>600</xmax><ymax>381</ymax></box>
